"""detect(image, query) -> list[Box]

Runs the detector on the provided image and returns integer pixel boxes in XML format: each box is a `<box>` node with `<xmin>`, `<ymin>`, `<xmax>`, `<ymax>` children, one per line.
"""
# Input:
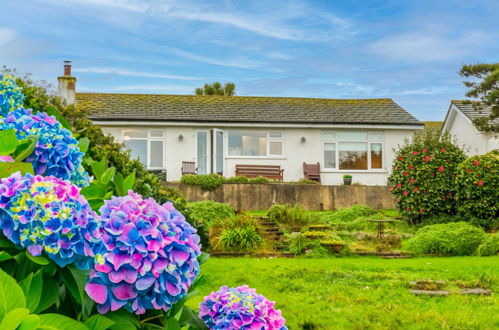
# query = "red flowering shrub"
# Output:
<box><xmin>389</xmin><ymin>130</ymin><xmax>466</xmax><ymax>222</ymax></box>
<box><xmin>455</xmin><ymin>150</ymin><xmax>499</xmax><ymax>223</ymax></box>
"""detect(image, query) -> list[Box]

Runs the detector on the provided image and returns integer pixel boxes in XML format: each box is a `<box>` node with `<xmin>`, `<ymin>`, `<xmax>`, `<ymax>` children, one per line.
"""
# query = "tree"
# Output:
<box><xmin>194</xmin><ymin>81</ymin><xmax>236</xmax><ymax>96</ymax></box>
<box><xmin>459</xmin><ymin>63</ymin><xmax>499</xmax><ymax>132</ymax></box>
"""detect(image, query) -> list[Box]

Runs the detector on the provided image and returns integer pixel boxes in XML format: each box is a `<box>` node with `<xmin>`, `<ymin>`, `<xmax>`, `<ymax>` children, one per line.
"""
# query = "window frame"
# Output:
<box><xmin>226</xmin><ymin>130</ymin><xmax>285</xmax><ymax>158</ymax></box>
<box><xmin>122</xmin><ymin>129</ymin><xmax>166</xmax><ymax>170</ymax></box>
<box><xmin>321</xmin><ymin>130</ymin><xmax>385</xmax><ymax>172</ymax></box>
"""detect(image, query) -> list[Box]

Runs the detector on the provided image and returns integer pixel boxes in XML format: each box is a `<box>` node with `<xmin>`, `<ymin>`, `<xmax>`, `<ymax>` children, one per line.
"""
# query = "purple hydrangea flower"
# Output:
<box><xmin>0</xmin><ymin>108</ymin><xmax>89</xmax><ymax>187</ymax></box>
<box><xmin>0</xmin><ymin>74</ymin><xmax>24</xmax><ymax>117</ymax></box>
<box><xmin>0</xmin><ymin>172</ymin><xmax>101</xmax><ymax>269</ymax></box>
<box><xmin>85</xmin><ymin>191</ymin><xmax>201</xmax><ymax>314</ymax></box>
<box><xmin>199</xmin><ymin>285</ymin><xmax>287</xmax><ymax>330</ymax></box>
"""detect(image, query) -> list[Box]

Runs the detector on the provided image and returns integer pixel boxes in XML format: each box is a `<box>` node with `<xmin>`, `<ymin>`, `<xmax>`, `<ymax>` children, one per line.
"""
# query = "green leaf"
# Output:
<box><xmin>81</xmin><ymin>183</ymin><xmax>107</xmax><ymax>200</ymax></box>
<box><xmin>0</xmin><ymin>235</ymin><xmax>15</xmax><ymax>248</ymax></box>
<box><xmin>38</xmin><ymin>314</ymin><xmax>87</xmax><ymax>330</ymax></box>
<box><xmin>25</xmin><ymin>251</ymin><xmax>50</xmax><ymax>265</ymax></box>
<box><xmin>13</xmin><ymin>137</ymin><xmax>38</xmax><ymax>162</ymax></box>
<box><xmin>33</xmin><ymin>277</ymin><xmax>58</xmax><ymax>314</ymax></box>
<box><xmin>0</xmin><ymin>251</ymin><xmax>12</xmax><ymax>263</ymax></box>
<box><xmin>0</xmin><ymin>162</ymin><xmax>34</xmax><ymax>178</ymax></box>
<box><xmin>0</xmin><ymin>130</ymin><xmax>19</xmax><ymax>156</ymax></box>
<box><xmin>20</xmin><ymin>271</ymin><xmax>43</xmax><ymax>313</ymax></box>
<box><xmin>0</xmin><ymin>307</ymin><xmax>30</xmax><ymax>330</ymax></box>
<box><xmin>122</xmin><ymin>172</ymin><xmax>136</xmax><ymax>193</ymax></box>
<box><xmin>44</xmin><ymin>106</ymin><xmax>73</xmax><ymax>132</ymax></box>
<box><xmin>84</xmin><ymin>315</ymin><xmax>115</xmax><ymax>330</ymax></box>
<box><xmin>113</xmin><ymin>173</ymin><xmax>124</xmax><ymax>196</ymax></box>
<box><xmin>197</xmin><ymin>253</ymin><xmax>210</xmax><ymax>265</ymax></box>
<box><xmin>18</xmin><ymin>314</ymin><xmax>40</xmax><ymax>330</ymax></box>
<box><xmin>78</xmin><ymin>137</ymin><xmax>90</xmax><ymax>153</ymax></box>
<box><xmin>179</xmin><ymin>306</ymin><xmax>208</xmax><ymax>329</ymax></box>
<box><xmin>164</xmin><ymin>318</ymin><xmax>181</xmax><ymax>330</ymax></box>
<box><xmin>101</xmin><ymin>167</ymin><xmax>116</xmax><ymax>184</ymax></box>
<box><xmin>106</xmin><ymin>310</ymin><xmax>139</xmax><ymax>330</ymax></box>
<box><xmin>91</xmin><ymin>158</ymin><xmax>107</xmax><ymax>181</ymax></box>
<box><xmin>0</xmin><ymin>269</ymin><xmax>26</xmax><ymax>321</ymax></box>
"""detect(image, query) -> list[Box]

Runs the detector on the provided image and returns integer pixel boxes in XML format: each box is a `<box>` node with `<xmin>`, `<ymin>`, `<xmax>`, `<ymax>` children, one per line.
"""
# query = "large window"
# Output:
<box><xmin>123</xmin><ymin>129</ymin><xmax>165</xmax><ymax>169</ymax></box>
<box><xmin>322</xmin><ymin>131</ymin><xmax>383</xmax><ymax>170</ymax></box>
<box><xmin>228</xmin><ymin>131</ymin><xmax>283</xmax><ymax>157</ymax></box>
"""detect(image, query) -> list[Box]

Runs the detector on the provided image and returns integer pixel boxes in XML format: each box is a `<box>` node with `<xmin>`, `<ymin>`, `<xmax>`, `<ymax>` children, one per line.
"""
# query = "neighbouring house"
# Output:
<box><xmin>58</xmin><ymin>62</ymin><xmax>423</xmax><ymax>185</ymax></box>
<box><xmin>441</xmin><ymin>100</ymin><xmax>499</xmax><ymax>155</ymax></box>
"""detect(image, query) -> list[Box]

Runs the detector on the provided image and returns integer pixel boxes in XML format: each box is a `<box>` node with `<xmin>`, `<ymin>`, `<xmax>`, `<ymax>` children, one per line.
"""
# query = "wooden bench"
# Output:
<box><xmin>235</xmin><ymin>164</ymin><xmax>284</xmax><ymax>181</ymax></box>
<box><xmin>303</xmin><ymin>162</ymin><xmax>321</xmax><ymax>183</ymax></box>
<box><xmin>181</xmin><ymin>161</ymin><xmax>197</xmax><ymax>175</ymax></box>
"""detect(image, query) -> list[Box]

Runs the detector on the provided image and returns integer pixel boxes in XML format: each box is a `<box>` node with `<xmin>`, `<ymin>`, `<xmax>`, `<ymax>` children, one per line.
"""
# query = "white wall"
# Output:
<box><xmin>444</xmin><ymin>106</ymin><xmax>498</xmax><ymax>156</ymax></box>
<box><xmin>100</xmin><ymin>125</ymin><xmax>419</xmax><ymax>186</ymax></box>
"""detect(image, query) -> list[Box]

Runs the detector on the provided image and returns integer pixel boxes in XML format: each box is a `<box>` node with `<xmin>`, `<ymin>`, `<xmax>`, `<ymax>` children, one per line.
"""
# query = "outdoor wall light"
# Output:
<box><xmin>178</xmin><ymin>134</ymin><xmax>184</xmax><ymax>141</ymax></box>
<box><xmin>300</xmin><ymin>136</ymin><xmax>306</xmax><ymax>143</ymax></box>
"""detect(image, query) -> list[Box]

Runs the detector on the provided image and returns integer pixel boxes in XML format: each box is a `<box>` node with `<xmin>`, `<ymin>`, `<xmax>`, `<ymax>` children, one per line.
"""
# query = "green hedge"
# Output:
<box><xmin>407</xmin><ymin>222</ymin><xmax>486</xmax><ymax>256</ymax></box>
<box><xmin>455</xmin><ymin>151</ymin><xmax>499</xmax><ymax>223</ymax></box>
<box><xmin>477</xmin><ymin>234</ymin><xmax>499</xmax><ymax>256</ymax></box>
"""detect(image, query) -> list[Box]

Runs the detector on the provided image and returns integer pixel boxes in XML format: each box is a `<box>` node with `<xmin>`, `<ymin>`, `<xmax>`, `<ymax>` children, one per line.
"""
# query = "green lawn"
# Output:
<box><xmin>189</xmin><ymin>256</ymin><xmax>499</xmax><ymax>329</ymax></box>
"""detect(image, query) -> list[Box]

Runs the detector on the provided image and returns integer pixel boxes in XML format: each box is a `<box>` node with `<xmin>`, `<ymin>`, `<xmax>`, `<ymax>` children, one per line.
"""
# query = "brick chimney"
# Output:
<box><xmin>57</xmin><ymin>60</ymin><xmax>77</xmax><ymax>104</ymax></box>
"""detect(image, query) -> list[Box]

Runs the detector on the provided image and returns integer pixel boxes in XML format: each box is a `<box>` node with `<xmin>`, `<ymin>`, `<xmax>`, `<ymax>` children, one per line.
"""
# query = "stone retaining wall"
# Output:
<box><xmin>166</xmin><ymin>183</ymin><xmax>395</xmax><ymax>210</ymax></box>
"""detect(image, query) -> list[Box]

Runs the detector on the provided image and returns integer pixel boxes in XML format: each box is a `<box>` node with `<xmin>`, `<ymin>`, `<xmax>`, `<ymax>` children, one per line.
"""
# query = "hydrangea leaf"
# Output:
<box><xmin>0</xmin><ymin>307</ymin><xmax>30</xmax><ymax>330</ymax></box>
<box><xmin>0</xmin><ymin>129</ymin><xmax>19</xmax><ymax>156</ymax></box>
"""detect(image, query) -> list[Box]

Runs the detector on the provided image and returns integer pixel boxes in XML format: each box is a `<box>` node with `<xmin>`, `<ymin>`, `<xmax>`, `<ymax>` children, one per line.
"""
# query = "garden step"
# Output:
<box><xmin>264</xmin><ymin>228</ymin><xmax>281</xmax><ymax>232</ymax></box>
<box><xmin>259</xmin><ymin>222</ymin><xmax>276</xmax><ymax>226</ymax></box>
<box><xmin>411</xmin><ymin>290</ymin><xmax>449</xmax><ymax>296</ymax></box>
<box><xmin>460</xmin><ymin>288</ymin><xmax>492</xmax><ymax>296</ymax></box>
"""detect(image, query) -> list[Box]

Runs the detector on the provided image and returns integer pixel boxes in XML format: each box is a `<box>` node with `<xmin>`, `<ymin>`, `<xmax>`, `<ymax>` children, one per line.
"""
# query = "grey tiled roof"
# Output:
<box><xmin>77</xmin><ymin>93</ymin><xmax>422</xmax><ymax>126</ymax></box>
<box><xmin>452</xmin><ymin>100</ymin><xmax>499</xmax><ymax>125</ymax></box>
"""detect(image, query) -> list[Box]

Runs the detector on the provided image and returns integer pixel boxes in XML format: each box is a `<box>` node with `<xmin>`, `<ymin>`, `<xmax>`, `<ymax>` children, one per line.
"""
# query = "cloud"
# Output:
<box><xmin>73</xmin><ymin>67</ymin><xmax>203</xmax><ymax>80</ymax></box>
<box><xmin>367</xmin><ymin>29</ymin><xmax>489</xmax><ymax>62</ymax></box>
<box><xmin>160</xmin><ymin>47</ymin><xmax>261</xmax><ymax>69</ymax></box>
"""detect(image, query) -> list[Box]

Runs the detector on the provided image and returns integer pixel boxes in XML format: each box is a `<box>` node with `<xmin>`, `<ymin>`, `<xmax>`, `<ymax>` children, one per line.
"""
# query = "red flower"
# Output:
<box><xmin>474</xmin><ymin>160</ymin><xmax>479</xmax><ymax>166</ymax></box>
<box><xmin>449</xmin><ymin>192</ymin><xmax>453</xmax><ymax>196</ymax></box>
<box><xmin>409</xmin><ymin>166</ymin><xmax>414</xmax><ymax>170</ymax></box>
<box><xmin>390</xmin><ymin>187</ymin><xmax>394</xmax><ymax>191</ymax></box>
<box><xmin>406</xmin><ymin>207</ymin><xmax>411</xmax><ymax>211</ymax></box>
<box><xmin>432</xmin><ymin>172</ymin><xmax>436</xmax><ymax>176</ymax></box>
<box><xmin>403</xmin><ymin>191</ymin><xmax>409</xmax><ymax>196</ymax></box>
<box><xmin>424</xmin><ymin>156</ymin><xmax>430</xmax><ymax>162</ymax></box>
<box><xmin>441</xmin><ymin>148</ymin><xmax>445</xmax><ymax>152</ymax></box>
<box><xmin>397</xmin><ymin>183</ymin><xmax>402</xmax><ymax>188</ymax></box>
<box><xmin>420</xmin><ymin>209</ymin><xmax>424</xmax><ymax>213</ymax></box>
<box><xmin>466</xmin><ymin>169</ymin><xmax>471</xmax><ymax>173</ymax></box>
<box><xmin>403</xmin><ymin>172</ymin><xmax>408</xmax><ymax>176</ymax></box>
<box><xmin>424</xmin><ymin>190</ymin><xmax>427</xmax><ymax>193</ymax></box>
<box><xmin>413</xmin><ymin>187</ymin><xmax>419</xmax><ymax>192</ymax></box>
<box><xmin>477</xmin><ymin>180</ymin><xmax>484</xmax><ymax>186</ymax></box>
<box><xmin>399</xmin><ymin>156</ymin><xmax>404</xmax><ymax>161</ymax></box>
<box><xmin>410</xmin><ymin>178</ymin><xmax>415</xmax><ymax>183</ymax></box>
<box><xmin>438</xmin><ymin>166</ymin><xmax>444</xmax><ymax>172</ymax></box>
<box><xmin>442</xmin><ymin>196</ymin><xmax>447</xmax><ymax>200</ymax></box>
<box><xmin>413</xmin><ymin>151</ymin><xmax>418</xmax><ymax>155</ymax></box>
<box><xmin>423</xmin><ymin>148</ymin><xmax>428</xmax><ymax>152</ymax></box>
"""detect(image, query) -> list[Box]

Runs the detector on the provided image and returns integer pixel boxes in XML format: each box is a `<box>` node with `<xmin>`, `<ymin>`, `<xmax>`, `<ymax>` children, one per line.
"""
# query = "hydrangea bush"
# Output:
<box><xmin>0</xmin><ymin>108</ymin><xmax>89</xmax><ymax>186</ymax></box>
<box><xmin>85</xmin><ymin>191</ymin><xmax>201</xmax><ymax>314</ymax></box>
<box><xmin>0</xmin><ymin>74</ymin><xmax>24</xmax><ymax>117</ymax></box>
<box><xmin>199</xmin><ymin>285</ymin><xmax>287</xmax><ymax>330</ymax></box>
<box><xmin>455</xmin><ymin>150</ymin><xmax>499</xmax><ymax>223</ymax></box>
<box><xmin>388</xmin><ymin>130</ymin><xmax>466</xmax><ymax>221</ymax></box>
<box><xmin>0</xmin><ymin>172</ymin><xmax>101</xmax><ymax>268</ymax></box>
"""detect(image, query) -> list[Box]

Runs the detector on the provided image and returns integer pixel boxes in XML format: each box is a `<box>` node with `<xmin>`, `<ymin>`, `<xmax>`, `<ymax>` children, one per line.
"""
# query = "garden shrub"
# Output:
<box><xmin>455</xmin><ymin>151</ymin><xmax>499</xmax><ymax>224</ymax></box>
<box><xmin>477</xmin><ymin>234</ymin><xmax>499</xmax><ymax>256</ymax></box>
<box><xmin>267</xmin><ymin>204</ymin><xmax>312</xmax><ymax>227</ymax></box>
<box><xmin>180</xmin><ymin>173</ymin><xmax>225</xmax><ymax>191</ymax></box>
<box><xmin>187</xmin><ymin>200</ymin><xmax>235</xmax><ymax>249</ymax></box>
<box><xmin>320</xmin><ymin>205</ymin><xmax>375</xmax><ymax>223</ymax></box>
<box><xmin>420</xmin><ymin>213</ymin><xmax>463</xmax><ymax>226</ymax></box>
<box><xmin>224</xmin><ymin>175</ymin><xmax>250</xmax><ymax>183</ymax></box>
<box><xmin>406</xmin><ymin>222</ymin><xmax>486</xmax><ymax>255</ymax></box>
<box><xmin>218</xmin><ymin>226</ymin><xmax>263</xmax><ymax>251</ymax></box>
<box><xmin>388</xmin><ymin>130</ymin><xmax>466</xmax><ymax>222</ymax></box>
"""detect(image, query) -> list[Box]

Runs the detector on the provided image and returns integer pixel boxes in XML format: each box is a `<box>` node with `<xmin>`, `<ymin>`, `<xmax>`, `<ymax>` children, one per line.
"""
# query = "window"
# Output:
<box><xmin>322</xmin><ymin>131</ymin><xmax>383</xmax><ymax>170</ymax></box>
<box><xmin>228</xmin><ymin>131</ymin><xmax>283</xmax><ymax>157</ymax></box>
<box><xmin>123</xmin><ymin>129</ymin><xmax>165</xmax><ymax>169</ymax></box>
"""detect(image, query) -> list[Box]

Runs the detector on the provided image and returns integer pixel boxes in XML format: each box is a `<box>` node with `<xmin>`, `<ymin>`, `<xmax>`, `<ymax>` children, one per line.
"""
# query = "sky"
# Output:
<box><xmin>1</xmin><ymin>0</ymin><xmax>498</xmax><ymax>121</ymax></box>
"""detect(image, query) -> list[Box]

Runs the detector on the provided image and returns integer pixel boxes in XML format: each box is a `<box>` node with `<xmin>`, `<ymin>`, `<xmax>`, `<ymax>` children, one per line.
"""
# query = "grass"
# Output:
<box><xmin>189</xmin><ymin>256</ymin><xmax>499</xmax><ymax>329</ymax></box>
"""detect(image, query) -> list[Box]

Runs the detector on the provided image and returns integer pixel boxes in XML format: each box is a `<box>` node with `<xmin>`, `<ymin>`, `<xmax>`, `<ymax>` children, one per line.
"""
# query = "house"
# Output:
<box><xmin>58</xmin><ymin>62</ymin><xmax>423</xmax><ymax>185</ymax></box>
<box><xmin>441</xmin><ymin>100</ymin><xmax>499</xmax><ymax>155</ymax></box>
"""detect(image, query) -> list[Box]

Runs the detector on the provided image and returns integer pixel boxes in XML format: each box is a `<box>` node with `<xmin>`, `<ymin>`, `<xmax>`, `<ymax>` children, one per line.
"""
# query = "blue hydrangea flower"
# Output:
<box><xmin>199</xmin><ymin>285</ymin><xmax>287</xmax><ymax>330</ymax></box>
<box><xmin>0</xmin><ymin>172</ymin><xmax>101</xmax><ymax>269</ymax></box>
<box><xmin>0</xmin><ymin>74</ymin><xmax>24</xmax><ymax>117</ymax></box>
<box><xmin>0</xmin><ymin>108</ymin><xmax>89</xmax><ymax>187</ymax></box>
<box><xmin>85</xmin><ymin>191</ymin><xmax>202</xmax><ymax>314</ymax></box>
